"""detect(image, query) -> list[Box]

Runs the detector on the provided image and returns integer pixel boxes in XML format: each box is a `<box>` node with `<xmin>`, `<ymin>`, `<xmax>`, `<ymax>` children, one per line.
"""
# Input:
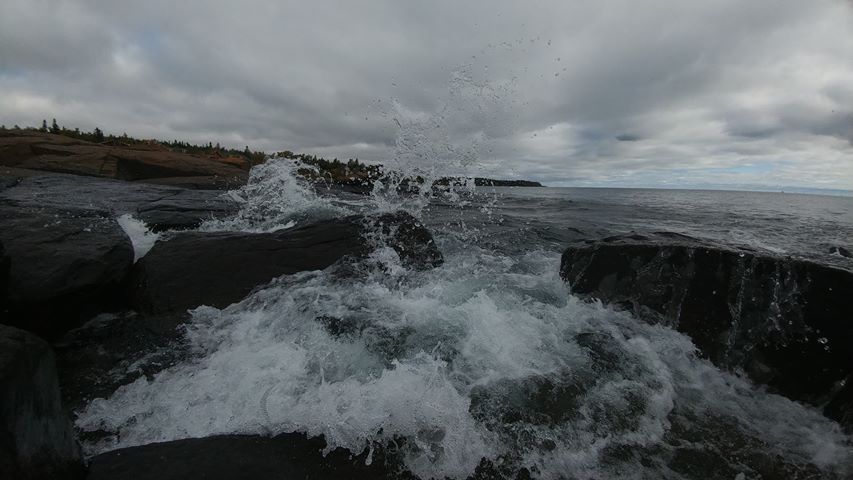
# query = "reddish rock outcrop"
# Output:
<box><xmin>0</xmin><ymin>131</ymin><xmax>247</xmax><ymax>189</ymax></box>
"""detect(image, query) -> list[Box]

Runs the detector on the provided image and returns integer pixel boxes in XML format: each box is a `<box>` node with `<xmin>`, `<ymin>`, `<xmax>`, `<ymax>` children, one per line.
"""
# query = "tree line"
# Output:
<box><xmin>0</xmin><ymin>119</ymin><xmax>266</xmax><ymax>165</ymax></box>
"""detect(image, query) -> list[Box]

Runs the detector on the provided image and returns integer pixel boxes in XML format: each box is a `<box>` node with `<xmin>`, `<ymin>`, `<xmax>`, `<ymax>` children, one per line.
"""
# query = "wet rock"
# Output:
<box><xmin>371</xmin><ymin>211</ymin><xmax>444</xmax><ymax>270</ymax></box>
<box><xmin>0</xmin><ymin>324</ymin><xmax>84</xmax><ymax>479</ymax></box>
<box><xmin>560</xmin><ymin>232</ymin><xmax>853</xmax><ymax>426</ymax></box>
<box><xmin>54</xmin><ymin>311</ymin><xmax>189</xmax><ymax>415</ymax></box>
<box><xmin>0</xmin><ymin>240</ymin><xmax>9</xmax><ymax>308</ymax></box>
<box><xmin>0</xmin><ymin>172</ymin><xmax>238</xmax><ymax>232</ymax></box>
<box><xmin>0</xmin><ymin>204</ymin><xmax>134</xmax><ymax>338</ymax></box>
<box><xmin>114</xmin><ymin>154</ymin><xmax>246</xmax><ymax>187</ymax></box>
<box><xmin>133</xmin><ymin>190</ymin><xmax>238</xmax><ymax>232</ymax></box>
<box><xmin>830</xmin><ymin>245</ymin><xmax>852</xmax><ymax>258</ymax></box>
<box><xmin>130</xmin><ymin>212</ymin><xmax>443</xmax><ymax>314</ymax></box>
<box><xmin>86</xmin><ymin>433</ymin><xmax>412</xmax><ymax>480</ymax></box>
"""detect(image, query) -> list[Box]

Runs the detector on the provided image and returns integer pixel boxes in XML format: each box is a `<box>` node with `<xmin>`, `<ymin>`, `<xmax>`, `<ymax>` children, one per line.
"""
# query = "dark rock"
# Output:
<box><xmin>86</xmin><ymin>433</ymin><xmax>412</xmax><ymax>480</ymax></box>
<box><xmin>132</xmin><ymin>175</ymin><xmax>246</xmax><ymax>190</ymax></box>
<box><xmin>0</xmin><ymin>175</ymin><xmax>19</xmax><ymax>192</ymax></box>
<box><xmin>54</xmin><ymin>311</ymin><xmax>189</xmax><ymax>415</ymax></box>
<box><xmin>0</xmin><ymin>204</ymin><xmax>134</xmax><ymax>338</ymax></box>
<box><xmin>370</xmin><ymin>211</ymin><xmax>444</xmax><ymax>270</ymax></box>
<box><xmin>0</xmin><ymin>325</ymin><xmax>84</xmax><ymax>479</ymax></box>
<box><xmin>130</xmin><ymin>212</ymin><xmax>442</xmax><ymax>314</ymax></box>
<box><xmin>114</xmin><ymin>154</ymin><xmax>247</xmax><ymax>187</ymax></box>
<box><xmin>830</xmin><ymin>245</ymin><xmax>852</xmax><ymax>258</ymax></box>
<box><xmin>560</xmin><ymin>232</ymin><xmax>853</xmax><ymax>426</ymax></box>
<box><xmin>134</xmin><ymin>190</ymin><xmax>238</xmax><ymax>232</ymax></box>
<box><xmin>0</xmin><ymin>172</ymin><xmax>238</xmax><ymax>232</ymax></box>
<box><xmin>0</xmin><ymin>240</ymin><xmax>9</xmax><ymax>308</ymax></box>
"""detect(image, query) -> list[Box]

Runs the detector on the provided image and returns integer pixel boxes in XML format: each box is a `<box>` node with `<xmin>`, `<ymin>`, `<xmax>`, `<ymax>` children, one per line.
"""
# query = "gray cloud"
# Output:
<box><xmin>1</xmin><ymin>0</ymin><xmax>851</xmax><ymax>190</ymax></box>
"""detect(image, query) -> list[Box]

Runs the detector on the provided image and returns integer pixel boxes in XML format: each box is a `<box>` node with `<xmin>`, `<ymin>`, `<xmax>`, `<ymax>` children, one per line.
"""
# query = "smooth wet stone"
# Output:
<box><xmin>0</xmin><ymin>325</ymin><xmax>84</xmax><ymax>480</ymax></box>
<box><xmin>54</xmin><ymin>311</ymin><xmax>188</xmax><ymax>415</ymax></box>
<box><xmin>85</xmin><ymin>433</ymin><xmax>412</xmax><ymax>480</ymax></box>
<box><xmin>0</xmin><ymin>172</ymin><xmax>238</xmax><ymax>232</ymax></box>
<box><xmin>0</xmin><ymin>240</ymin><xmax>9</xmax><ymax>309</ymax></box>
<box><xmin>560</xmin><ymin>232</ymin><xmax>853</xmax><ymax>427</ymax></box>
<box><xmin>130</xmin><ymin>211</ymin><xmax>443</xmax><ymax>314</ymax></box>
<box><xmin>0</xmin><ymin>203</ymin><xmax>134</xmax><ymax>338</ymax></box>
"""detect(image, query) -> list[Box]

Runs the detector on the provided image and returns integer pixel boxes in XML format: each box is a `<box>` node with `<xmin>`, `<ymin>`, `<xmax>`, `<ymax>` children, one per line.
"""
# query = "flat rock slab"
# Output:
<box><xmin>1</xmin><ymin>172</ymin><xmax>238</xmax><ymax>232</ymax></box>
<box><xmin>0</xmin><ymin>325</ymin><xmax>84</xmax><ymax>480</ymax></box>
<box><xmin>561</xmin><ymin>232</ymin><xmax>853</xmax><ymax>427</ymax></box>
<box><xmin>86</xmin><ymin>433</ymin><xmax>411</xmax><ymax>480</ymax></box>
<box><xmin>0</xmin><ymin>131</ymin><xmax>248</xmax><ymax>188</ymax></box>
<box><xmin>0</xmin><ymin>203</ymin><xmax>134</xmax><ymax>338</ymax></box>
<box><xmin>131</xmin><ymin>212</ymin><xmax>443</xmax><ymax>314</ymax></box>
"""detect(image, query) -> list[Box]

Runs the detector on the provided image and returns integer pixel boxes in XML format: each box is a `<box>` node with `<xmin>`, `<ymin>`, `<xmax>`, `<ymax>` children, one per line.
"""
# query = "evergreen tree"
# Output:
<box><xmin>41</xmin><ymin>119</ymin><xmax>48</xmax><ymax>132</ymax></box>
<box><xmin>50</xmin><ymin>118</ymin><xmax>60</xmax><ymax>134</ymax></box>
<box><xmin>93</xmin><ymin>127</ymin><xmax>104</xmax><ymax>142</ymax></box>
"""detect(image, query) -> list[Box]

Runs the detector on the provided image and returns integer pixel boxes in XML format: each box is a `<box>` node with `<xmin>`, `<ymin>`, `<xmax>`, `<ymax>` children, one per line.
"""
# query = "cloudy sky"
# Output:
<box><xmin>1</xmin><ymin>0</ymin><xmax>852</xmax><ymax>190</ymax></box>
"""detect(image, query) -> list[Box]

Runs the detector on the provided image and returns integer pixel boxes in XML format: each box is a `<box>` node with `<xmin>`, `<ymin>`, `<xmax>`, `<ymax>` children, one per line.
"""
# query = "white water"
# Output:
<box><xmin>116</xmin><ymin>214</ymin><xmax>159</xmax><ymax>263</ymax></box>
<box><xmin>82</xmin><ymin>171</ymin><xmax>852</xmax><ymax>478</ymax></box>
<box><xmin>78</xmin><ymin>69</ymin><xmax>853</xmax><ymax>479</ymax></box>
<box><xmin>199</xmin><ymin>158</ymin><xmax>347</xmax><ymax>233</ymax></box>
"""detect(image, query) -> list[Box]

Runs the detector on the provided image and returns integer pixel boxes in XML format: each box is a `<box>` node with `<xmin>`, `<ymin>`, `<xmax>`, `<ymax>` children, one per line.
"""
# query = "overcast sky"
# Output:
<box><xmin>1</xmin><ymin>1</ymin><xmax>852</xmax><ymax>189</ymax></box>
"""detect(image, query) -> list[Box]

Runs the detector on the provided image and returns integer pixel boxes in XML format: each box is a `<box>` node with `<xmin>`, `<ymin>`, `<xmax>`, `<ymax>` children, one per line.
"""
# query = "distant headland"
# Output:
<box><xmin>0</xmin><ymin>121</ymin><xmax>542</xmax><ymax>190</ymax></box>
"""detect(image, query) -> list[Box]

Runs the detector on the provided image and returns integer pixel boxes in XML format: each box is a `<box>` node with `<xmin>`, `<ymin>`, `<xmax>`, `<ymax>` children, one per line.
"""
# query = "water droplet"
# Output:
<box><xmin>818</xmin><ymin>337</ymin><xmax>829</xmax><ymax>344</ymax></box>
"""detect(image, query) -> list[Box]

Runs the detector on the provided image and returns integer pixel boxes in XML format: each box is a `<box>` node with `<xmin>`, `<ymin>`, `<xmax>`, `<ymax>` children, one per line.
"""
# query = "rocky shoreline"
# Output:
<box><xmin>1</xmin><ymin>147</ymin><xmax>851</xmax><ymax>478</ymax></box>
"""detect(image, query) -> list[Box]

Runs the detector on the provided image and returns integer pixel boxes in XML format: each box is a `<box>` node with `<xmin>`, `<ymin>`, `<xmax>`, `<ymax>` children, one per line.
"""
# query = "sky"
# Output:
<box><xmin>1</xmin><ymin>0</ymin><xmax>852</xmax><ymax>190</ymax></box>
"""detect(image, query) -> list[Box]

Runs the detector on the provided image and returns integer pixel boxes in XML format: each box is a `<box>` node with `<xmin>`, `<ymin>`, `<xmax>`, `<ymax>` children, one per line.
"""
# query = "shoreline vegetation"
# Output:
<box><xmin>0</xmin><ymin>121</ymin><xmax>543</xmax><ymax>190</ymax></box>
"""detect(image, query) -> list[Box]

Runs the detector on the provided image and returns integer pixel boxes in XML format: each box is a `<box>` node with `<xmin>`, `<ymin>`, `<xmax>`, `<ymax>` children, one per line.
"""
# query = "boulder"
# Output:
<box><xmin>130</xmin><ymin>212</ymin><xmax>443</xmax><ymax>314</ymax></box>
<box><xmin>86</xmin><ymin>433</ymin><xmax>410</xmax><ymax>480</ymax></box>
<box><xmin>0</xmin><ymin>204</ymin><xmax>134</xmax><ymax>338</ymax></box>
<box><xmin>560</xmin><ymin>232</ymin><xmax>853</xmax><ymax>426</ymax></box>
<box><xmin>0</xmin><ymin>325</ymin><xmax>84</xmax><ymax>479</ymax></box>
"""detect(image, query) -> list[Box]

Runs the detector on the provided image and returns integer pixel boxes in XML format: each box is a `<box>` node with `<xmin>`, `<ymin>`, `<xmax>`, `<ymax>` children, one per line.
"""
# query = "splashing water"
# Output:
<box><xmin>116</xmin><ymin>214</ymin><xmax>160</xmax><ymax>262</ymax></box>
<box><xmin>200</xmin><ymin>157</ymin><xmax>348</xmax><ymax>233</ymax></box>
<box><xmin>369</xmin><ymin>66</ymin><xmax>521</xmax><ymax>215</ymax></box>
<box><xmin>75</xmin><ymin>243</ymin><xmax>852</xmax><ymax>478</ymax></box>
<box><xmin>75</xmin><ymin>66</ymin><xmax>853</xmax><ymax>479</ymax></box>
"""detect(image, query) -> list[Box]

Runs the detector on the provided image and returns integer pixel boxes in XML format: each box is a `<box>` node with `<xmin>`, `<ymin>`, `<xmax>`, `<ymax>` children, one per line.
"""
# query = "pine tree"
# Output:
<box><xmin>41</xmin><ymin>119</ymin><xmax>48</xmax><ymax>132</ymax></box>
<box><xmin>93</xmin><ymin>127</ymin><xmax>104</xmax><ymax>142</ymax></box>
<box><xmin>50</xmin><ymin>118</ymin><xmax>60</xmax><ymax>134</ymax></box>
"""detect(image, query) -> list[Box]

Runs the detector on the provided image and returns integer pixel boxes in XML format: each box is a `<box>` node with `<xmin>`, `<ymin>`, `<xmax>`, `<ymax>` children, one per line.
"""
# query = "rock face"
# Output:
<box><xmin>560</xmin><ymin>232</ymin><xmax>853</xmax><ymax>426</ymax></box>
<box><xmin>0</xmin><ymin>204</ymin><xmax>134</xmax><ymax>338</ymax></box>
<box><xmin>86</xmin><ymin>433</ymin><xmax>410</xmax><ymax>480</ymax></box>
<box><xmin>0</xmin><ymin>131</ymin><xmax>247</xmax><ymax>189</ymax></box>
<box><xmin>131</xmin><ymin>212</ymin><xmax>443</xmax><ymax>314</ymax></box>
<box><xmin>0</xmin><ymin>325</ymin><xmax>83</xmax><ymax>479</ymax></box>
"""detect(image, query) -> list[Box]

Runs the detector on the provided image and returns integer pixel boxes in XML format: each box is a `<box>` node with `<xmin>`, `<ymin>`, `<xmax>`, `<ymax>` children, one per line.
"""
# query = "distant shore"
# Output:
<box><xmin>0</xmin><ymin>125</ymin><xmax>543</xmax><ymax>191</ymax></box>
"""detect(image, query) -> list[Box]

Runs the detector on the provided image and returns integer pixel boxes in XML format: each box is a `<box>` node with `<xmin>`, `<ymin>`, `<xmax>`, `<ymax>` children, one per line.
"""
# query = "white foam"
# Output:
<box><xmin>200</xmin><ymin>157</ymin><xmax>348</xmax><ymax>233</ymax></box>
<box><xmin>75</xmin><ymin>245</ymin><xmax>853</xmax><ymax>478</ymax></box>
<box><xmin>116</xmin><ymin>214</ymin><xmax>159</xmax><ymax>262</ymax></box>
